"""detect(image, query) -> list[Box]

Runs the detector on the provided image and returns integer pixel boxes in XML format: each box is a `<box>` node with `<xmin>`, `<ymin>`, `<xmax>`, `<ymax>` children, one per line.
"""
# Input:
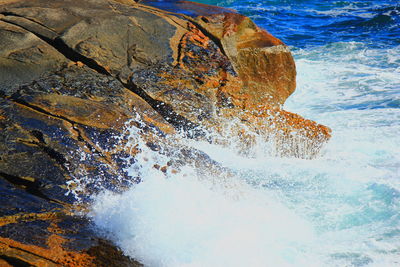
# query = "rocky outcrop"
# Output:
<box><xmin>0</xmin><ymin>0</ymin><xmax>331</xmax><ymax>265</ymax></box>
<box><xmin>141</xmin><ymin>0</ymin><xmax>296</xmax><ymax>107</ymax></box>
<box><xmin>0</xmin><ymin>66</ymin><xmax>157</xmax><ymax>266</ymax></box>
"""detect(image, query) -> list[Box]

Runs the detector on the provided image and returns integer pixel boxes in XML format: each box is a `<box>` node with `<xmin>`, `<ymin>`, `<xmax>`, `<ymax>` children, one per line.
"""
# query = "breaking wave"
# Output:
<box><xmin>85</xmin><ymin>0</ymin><xmax>400</xmax><ymax>266</ymax></box>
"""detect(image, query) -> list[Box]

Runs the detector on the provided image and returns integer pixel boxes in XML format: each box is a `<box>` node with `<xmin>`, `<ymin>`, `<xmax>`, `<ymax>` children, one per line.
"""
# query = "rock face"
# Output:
<box><xmin>142</xmin><ymin>0</ymin><xmax>296</xmax><ymax>107</ymax></box>
<box><xmin>0</xmin><ymin>0</ymin><xmax>331</xmax><ymax>265</ymax></box>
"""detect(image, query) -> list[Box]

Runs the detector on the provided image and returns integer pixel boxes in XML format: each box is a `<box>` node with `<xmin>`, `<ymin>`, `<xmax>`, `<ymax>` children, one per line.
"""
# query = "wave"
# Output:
<box><xmin>85</xmin><ymin>40</ymin><xmax>400</xmax><ymax>266</ymax></box>
<box><xmin>287</xmin><ymin>42</ymin><xmax>400</xmax><ymax>114</ymax></box>
<box><xmin>82</xmin><ymin>0</ymin><xmax>400</xmax><ymax>264</ymax></box>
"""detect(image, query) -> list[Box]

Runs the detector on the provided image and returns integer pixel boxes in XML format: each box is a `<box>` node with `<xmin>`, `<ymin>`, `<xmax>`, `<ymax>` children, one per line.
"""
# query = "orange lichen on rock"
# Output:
<box><xmin>0</xmin><ymin>232</ymin><xmax>95</xmax><ymax>267</ymax></box>
<box><xmin>193</xmin><ymin>12</ymin><xmax>296</xmax><ymax>107</ymax></box>
<box><xmin>216</xmin><ymin>106</ymin><xmax>331</xmax><ymax>158</ymax></box>
<box><xmin>0</xmin><ymin>213</ymin><xmax>138</xmax><ymax>267</ymax></box>
<box><xmin>0</xmin><ymin>212</ymin><xmax>61</xmax><ymax>227</ymax></box>
<box><xmin>187</xmin><ymin>22</ymin><xmax>209</xmax><ymax>45</ymax></box>
<box><xmin>176</xmin><ymin>22</ymin><xmax>211</xmax><ymax>68</ymax></box>
<box><xmin>0</xmin><ymin>236</ymin><xmax>95</xmax><ymax>266</ymax></box>
<box><xmin>33</xmin><ymin>94</ymin><xmax>129</xmax><ymax>129</ymax></box>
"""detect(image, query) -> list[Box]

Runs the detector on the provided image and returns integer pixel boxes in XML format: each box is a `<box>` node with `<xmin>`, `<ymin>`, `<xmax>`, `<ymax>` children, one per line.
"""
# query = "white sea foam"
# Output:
<box><xmin>92</xmin><ymin>170</ymin><xmax>323</xmax><ymax>267</ymax></box>
<box><xmin>89</xmin><ymin>42</ymin><xmax>400</xmax><ymax>266</ymax></box>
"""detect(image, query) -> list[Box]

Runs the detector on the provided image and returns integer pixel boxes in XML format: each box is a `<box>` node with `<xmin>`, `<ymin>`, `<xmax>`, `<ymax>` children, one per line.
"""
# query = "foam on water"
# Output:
<box><xmin>92</xmin><ymin>170</ymin><xmax>322</xmax><ymax>266</ymax></box>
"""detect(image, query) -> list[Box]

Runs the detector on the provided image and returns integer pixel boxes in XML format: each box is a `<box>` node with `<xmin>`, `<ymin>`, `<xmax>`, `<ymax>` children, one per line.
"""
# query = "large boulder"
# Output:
<box><xmin>0</xmin><ymin>0</ymin><xmax>331</xmax><ymax>265</ymax></box>
<box><xmin>141</xmin><ymin>0</ymin><xmax>296</xmax><ymax>107</ymax></box>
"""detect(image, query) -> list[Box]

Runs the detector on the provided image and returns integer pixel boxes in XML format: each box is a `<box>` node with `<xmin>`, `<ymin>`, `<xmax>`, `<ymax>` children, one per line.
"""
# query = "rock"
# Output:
<box><xmin>141</xmin><ymin>0</ymin><xmax>296</xmax><ymax>107</ymax></box>
<box><xmin>0</xmin><ymin>213</ymin><xmax>142</xmax><ymax>266</ymax></box>
<box><xmin>0</xmin><ymin>20</ymin><xmax>68</xmax><ymax>94</ymax></box>
<box><xmin>137</xmin><ymin>0</ymin><xmax>329</xmax><ymax>157</ymax></box>
<box><xmin>0</xmin><ymin>0</ymin><xmax>330</xmax><ymax>148</ymax></box>
<box><xmin>0</xmin><ymin>0</ymin><xmax>331</xmax><ymax>265</ymax></box>
<box><xmin>0</xmin><ymin>66</ymin><xmax>166</xmax><ymax>266</ymax></box>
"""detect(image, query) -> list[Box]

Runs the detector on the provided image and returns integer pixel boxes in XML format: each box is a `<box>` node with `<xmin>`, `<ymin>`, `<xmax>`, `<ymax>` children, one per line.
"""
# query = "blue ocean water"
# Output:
<box><xmin>199</xmin><ymin>0</ymin><xmax>400</xmax><ymax>48</ymax></box>
<box><xmin>89</xmin><ymin>1</ymin><xmax>400</xmax><ymax>266</ymax></box>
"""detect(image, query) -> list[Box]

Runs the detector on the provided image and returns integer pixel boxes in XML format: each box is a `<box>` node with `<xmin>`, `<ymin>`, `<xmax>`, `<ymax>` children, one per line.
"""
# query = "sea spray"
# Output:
<box><xmin>88</xmin><ymin>39</ymin><xmax>400</xmax><ymax>266</ymax></box>
<box><xmin>86</xmin><ymin>1</ymin><xmax>400</xmax><ymax>265</ymax></box>
<box><xmin>79</xmin><ymin>105</ymin><xmax>325</xmax><ymax>266</ymax></box>
<box><xmin>91</xmin><ymin>136</ymin><xmax>322</xmax><ymax>266</ymax></box>
<box><xmin>92</xmin><ymin>173</ymin><xmax>322</xmax><ymax>267</ymax></box>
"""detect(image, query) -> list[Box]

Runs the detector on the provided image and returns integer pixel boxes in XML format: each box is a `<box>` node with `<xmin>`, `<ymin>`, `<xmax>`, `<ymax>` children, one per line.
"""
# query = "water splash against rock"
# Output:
<box><xmin>89</xmin><ymin>41</ymin><xmax>400</xmax><ymax>267</ymax></box>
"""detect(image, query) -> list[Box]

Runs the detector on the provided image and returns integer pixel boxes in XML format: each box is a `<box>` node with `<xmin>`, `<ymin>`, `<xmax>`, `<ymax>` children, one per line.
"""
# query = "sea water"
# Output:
<box><xmin>90</xmin><ymin>1</ymin><xmax>400</xmax><ymax>266</ymax></box>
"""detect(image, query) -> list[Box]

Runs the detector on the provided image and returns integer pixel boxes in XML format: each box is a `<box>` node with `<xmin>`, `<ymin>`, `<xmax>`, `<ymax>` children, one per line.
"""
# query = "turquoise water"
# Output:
<box><xmin>90</xmin><ymin>1</ymin><xmax>400</xmax><ymax>266</ymax></box>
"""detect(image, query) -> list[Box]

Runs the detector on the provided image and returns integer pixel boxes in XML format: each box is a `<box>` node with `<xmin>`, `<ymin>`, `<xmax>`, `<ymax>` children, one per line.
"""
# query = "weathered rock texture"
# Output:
<box><xmin>0</xmin><ymin>0</ymin><xmax>331</xmax><ymax>265</ymax></box>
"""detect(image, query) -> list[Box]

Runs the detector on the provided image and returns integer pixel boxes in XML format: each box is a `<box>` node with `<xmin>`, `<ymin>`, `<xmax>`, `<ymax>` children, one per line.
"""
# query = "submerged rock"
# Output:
<box><xmin>0</xmin><ymin>0</ymin><xmax>331</xmax><ymax>265</ymax></box>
